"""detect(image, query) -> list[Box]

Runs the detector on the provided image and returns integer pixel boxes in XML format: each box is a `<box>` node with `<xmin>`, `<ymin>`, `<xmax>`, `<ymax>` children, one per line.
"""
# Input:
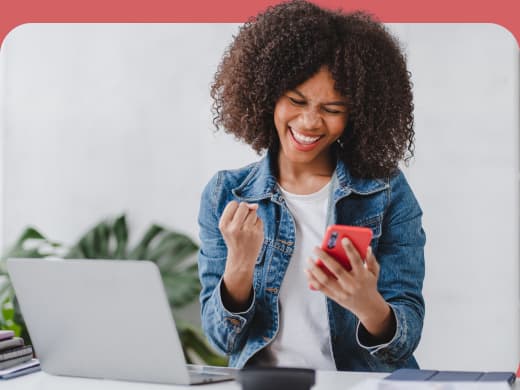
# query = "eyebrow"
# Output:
<box><xmin>291</xmin><ymin>89</ymin><xmax>347</xmax><ymax>106</ymax></box>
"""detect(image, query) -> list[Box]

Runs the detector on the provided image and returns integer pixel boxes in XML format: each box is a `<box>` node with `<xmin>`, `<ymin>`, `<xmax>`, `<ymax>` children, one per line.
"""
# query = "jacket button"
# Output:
<box><xmin>228</xmin><ymin>318</ymin><xmax>241</xmax><ymax>326</ymax></box>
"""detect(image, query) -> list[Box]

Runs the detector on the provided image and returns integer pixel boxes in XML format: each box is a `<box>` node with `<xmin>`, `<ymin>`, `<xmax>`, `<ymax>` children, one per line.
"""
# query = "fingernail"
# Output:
<box><xmin>342</xmin><ymin>238</ymin><xmax>350</xmax><ymax>246</ymax></box>
<box><xmin>367</xmin><ymin>246</ymin><xmax>372</xmax><ymax>256</ymax></box>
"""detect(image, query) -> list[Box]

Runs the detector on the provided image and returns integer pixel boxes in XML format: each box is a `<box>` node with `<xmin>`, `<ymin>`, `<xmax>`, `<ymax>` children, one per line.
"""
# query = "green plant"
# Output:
<box><xmin>0</xmin><ymin>215</ymin><xmax>227</xmax><ymax>366</ymax></box>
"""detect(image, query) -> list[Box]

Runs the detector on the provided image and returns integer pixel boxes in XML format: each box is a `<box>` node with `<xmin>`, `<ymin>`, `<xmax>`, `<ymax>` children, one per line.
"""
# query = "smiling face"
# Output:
<box><xmin>274</xmin><ymin>66</ymin><xmax>348</xmax><ymax>174</ymax></box>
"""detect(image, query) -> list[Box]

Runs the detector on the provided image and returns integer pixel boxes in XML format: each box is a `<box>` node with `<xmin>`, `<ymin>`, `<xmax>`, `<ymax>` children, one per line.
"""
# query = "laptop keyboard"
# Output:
<box><xmin>187</xmin><ymin>365</ymin><xmax>237</xmax><ymax>384</ymax></box>
<box><xmin>188</xmin><ymin>371</ymin><xmax>230</xmax><ymax>383</ymax></box>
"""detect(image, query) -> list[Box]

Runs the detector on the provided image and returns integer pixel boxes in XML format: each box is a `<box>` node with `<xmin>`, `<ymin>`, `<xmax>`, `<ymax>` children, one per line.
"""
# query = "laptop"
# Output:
<box><xmin>7</xmin><ymin>258</ymin><xmax>236</xmax><ymax>385</ymax></box>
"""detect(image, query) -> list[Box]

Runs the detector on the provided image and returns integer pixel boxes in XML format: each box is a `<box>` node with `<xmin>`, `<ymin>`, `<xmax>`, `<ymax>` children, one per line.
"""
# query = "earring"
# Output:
<box><xmin>336</xmin><ymin>138</ymin><xmax>344</xmax><ymax>149</ymax></box>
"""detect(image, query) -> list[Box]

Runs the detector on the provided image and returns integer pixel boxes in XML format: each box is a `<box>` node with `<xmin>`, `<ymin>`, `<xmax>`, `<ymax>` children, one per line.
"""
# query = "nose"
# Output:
<box><xmin>301</xmin><ymin>108</ymin><xmax>322</xmax><ymax>130</ymax></box>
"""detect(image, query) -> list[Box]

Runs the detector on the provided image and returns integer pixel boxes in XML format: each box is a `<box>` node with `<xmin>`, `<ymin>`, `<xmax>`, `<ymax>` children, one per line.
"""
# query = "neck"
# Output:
<box><xmin>276</xmin><ymin>152</ymin><xmax>335</xmax><ymax>195</ymax></box>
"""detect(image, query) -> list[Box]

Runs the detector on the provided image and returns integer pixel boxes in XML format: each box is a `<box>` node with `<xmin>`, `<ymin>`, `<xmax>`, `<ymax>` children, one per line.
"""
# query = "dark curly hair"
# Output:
<box><xmin>211</xmin><ymin>0</ymin><xmax>414</xmax><ymax>178</ymax></box>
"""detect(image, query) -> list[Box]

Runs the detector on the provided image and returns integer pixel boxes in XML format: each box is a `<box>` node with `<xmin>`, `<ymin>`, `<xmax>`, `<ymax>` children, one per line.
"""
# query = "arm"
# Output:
<box><xmin>306</xmin><ymin>171</ymin><xmax>425</xmax><ymax>363</ymax></box>
<box><xmin>197</xmin><ymin>173</ymin><xmax>263</xmax><ymax>355</ymax></box>
<box><xmin>356</xmin><ymin>171</ymin><xmax>425</xmax><ymax>362</ymax></box>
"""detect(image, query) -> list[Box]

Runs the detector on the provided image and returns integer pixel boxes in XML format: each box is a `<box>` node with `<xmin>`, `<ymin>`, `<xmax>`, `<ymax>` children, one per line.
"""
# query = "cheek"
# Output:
<box><xmin>328</xmin><ymin>116</ymin><xmax>348</xmax><ymax>137</ymax></box>
<box><xmin>273</xmin><ymin>110</ymin><xmax>282</xmax><ymax>133</ymax></box>
<box><xmin>274</xmin><ymin>102</ymin><xmax>293</xmax><ymax>131</ymax></box>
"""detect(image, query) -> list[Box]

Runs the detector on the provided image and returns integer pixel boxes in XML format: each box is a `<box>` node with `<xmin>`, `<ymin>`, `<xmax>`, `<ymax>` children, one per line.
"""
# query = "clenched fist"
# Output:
<box><xmin>219</xmin><ymin>201</ymin><xmax>264</xmax><ymax>311</ymax></box>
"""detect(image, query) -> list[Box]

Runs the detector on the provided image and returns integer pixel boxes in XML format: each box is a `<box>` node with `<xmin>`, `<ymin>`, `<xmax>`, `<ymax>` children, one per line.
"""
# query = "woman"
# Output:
<box><xmin>197</xmin><ymin>0</ymin><xmax>425</xmax><ymax>372</ymax></box>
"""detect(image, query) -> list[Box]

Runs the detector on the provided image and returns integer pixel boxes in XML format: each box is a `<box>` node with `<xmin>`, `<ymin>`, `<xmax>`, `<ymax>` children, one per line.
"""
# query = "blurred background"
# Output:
<box><xmin>0</xmin><ymin>23</ymin><xmax>518</xmax><ymax>370</ymax></box>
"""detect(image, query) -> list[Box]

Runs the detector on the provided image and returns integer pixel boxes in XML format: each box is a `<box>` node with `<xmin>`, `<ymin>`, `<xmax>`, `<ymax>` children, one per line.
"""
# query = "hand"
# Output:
<box><xmin>219</xmin><ymin>201</ymin><xmax>264</xmax><ymax>310</ymax></box>
<box><xmin>219</xmin><ymin>201</ymin><xmax>264</xmax><ymax>271</ymax></box>
<box><xmin>305</xmin><ymin>238</ymin><xmax>394</xmax><ymax>340</ymax></box>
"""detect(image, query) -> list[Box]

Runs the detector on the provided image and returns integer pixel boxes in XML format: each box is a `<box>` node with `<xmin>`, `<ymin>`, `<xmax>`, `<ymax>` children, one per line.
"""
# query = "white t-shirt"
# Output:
<box><xmin>262</xmin><ymin>181</ymin><xmax>336</xmax><ymax>369</ymax></box>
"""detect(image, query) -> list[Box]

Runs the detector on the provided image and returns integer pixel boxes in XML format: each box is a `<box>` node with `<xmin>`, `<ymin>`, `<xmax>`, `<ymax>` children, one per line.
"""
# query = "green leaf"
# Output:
<box><xmin>0</xmin><ymin>227</ymin><xmax>62</xmax><ymax>274</ymax></box>
<box><xmin>177</xmin><ymin>322</ymin><xmax>227</xmax><ymax>366</ymax></box>
<box><xmin>1</xmin><ymin>296</ymin><xmax>22</xmax><ymax>336</ymax></box>
<box><xmin>0</xmin><ymin>282</ymin><xmax>13</xmax><ymax>303</ymax></box>
<box><xmin>67</xmin><ymin>220</ymin><xmax>113</xmax><ymax>259</ymax></box>
<box><xmin>128</xmin><ymin>225</ymin><xmax>164</xmax><ymax>260</ymax></box>
<box><xmin>1</xmin><ymin>227</ymin><xmax>46</xmax><ymax>260</ymax></box>
<box><xmin>148</xmin><ymin>232</ymin><xmax>198</xmax><ymax>271</ymax></box>
<box><xmin>162</xmin><ymin>271</ymin><xmax>201</xmax><ymax>309</ymax></box>
<box><xmin>112</xmin><ymin>215</ymin><xmax>128</xmax><ymax>259</ymax></box>
<box><xmin>12</xmin><ymin>227</ymin><xmax>46</xmax><ymax>247</ymax></box>
<box><xmin>1</xmin><ymin>217</ymin><xmax>220</xmax><ymax>365</ymax></box>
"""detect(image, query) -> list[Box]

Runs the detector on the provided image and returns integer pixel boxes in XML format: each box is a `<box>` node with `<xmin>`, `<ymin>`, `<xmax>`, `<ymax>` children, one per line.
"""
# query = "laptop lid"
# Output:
<box><xmin>7</xmin><ymin>258</ymin><xmax>199</xmax><ymax>384</ymax></box>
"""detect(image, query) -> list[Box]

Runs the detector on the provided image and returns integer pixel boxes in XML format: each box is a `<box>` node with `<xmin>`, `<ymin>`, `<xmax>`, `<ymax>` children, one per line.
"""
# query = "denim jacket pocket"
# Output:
<box><xmin>354</xmin><ymin>214</ymin><xmax>383</xmax><ymax>249</ymax></box>
<box><xmin>255</xmin><ymin>239</ymin><xmax>269</xmax><ymax>265</ymax></box>
<box><xmin>253</xmin><ymin>239</ymin><xmax>272</xmax><ymax>294</ymax></box>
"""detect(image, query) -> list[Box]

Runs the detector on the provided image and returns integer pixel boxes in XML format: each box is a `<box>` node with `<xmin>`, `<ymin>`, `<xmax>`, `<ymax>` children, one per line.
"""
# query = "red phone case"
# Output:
<box><xmin>316</xmin><ymin>224</ymin><xmax>373</xmax><ymax>276</ymax></box>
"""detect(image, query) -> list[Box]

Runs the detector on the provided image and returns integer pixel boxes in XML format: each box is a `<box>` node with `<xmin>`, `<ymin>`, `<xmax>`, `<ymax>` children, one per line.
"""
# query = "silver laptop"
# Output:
<box><xmin>7</xmin><ymin>258</ymin><xmax>236</xmax><ymax>385</ymax></box>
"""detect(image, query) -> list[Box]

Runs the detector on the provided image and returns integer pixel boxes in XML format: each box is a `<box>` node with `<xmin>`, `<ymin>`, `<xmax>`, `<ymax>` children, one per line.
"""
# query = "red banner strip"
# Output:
<box><xmin>0</xmin><ymin>0</ymin><xmax>519</xmax><ymax>48</ymax></box>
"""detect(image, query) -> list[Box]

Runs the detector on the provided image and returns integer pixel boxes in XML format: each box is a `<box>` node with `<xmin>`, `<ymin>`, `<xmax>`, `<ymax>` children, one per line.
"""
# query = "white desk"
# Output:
<box><xmin>8</xmin><ymin>370</ymin><xmax>384</xmax><ymax>389</ymax></box>
<box><xmin>6</xmin><ymin>371</ymin><xmax>519</xmax><ymax>389</ymax></box>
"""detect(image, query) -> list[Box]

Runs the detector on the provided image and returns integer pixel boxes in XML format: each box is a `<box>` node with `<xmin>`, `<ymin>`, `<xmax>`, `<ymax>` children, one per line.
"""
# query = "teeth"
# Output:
<box><xmin>290</xmin><ymin>128</ymin><xmax>320</xmax><ymax>145</ymax></box>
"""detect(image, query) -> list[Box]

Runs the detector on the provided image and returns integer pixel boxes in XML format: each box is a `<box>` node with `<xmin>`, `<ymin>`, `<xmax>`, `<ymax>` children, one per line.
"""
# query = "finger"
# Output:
<box><xmin>219</xmin><ymin>200</ymin><xmax>239</xmax><ymax>229</ymax></box>
<box><xmin>243</xmin><ymin>208</ymin><xmax>258</xmax><ymax>226</ymax></box>
<box><xmin>304</xmin><ymin>268</ymin><xmax>320</xmax><ymax>291</ymax></box>
<box><xmin>305</xmin><ymin>267</ymin><xmax>341</xmax><ymax>300</ymax></box>
<box><xmin>318</xmin><ymin>280</ymin><xmax>343</xmax><ymax>302</ymax></box>
<box><xmin>365</xmin><ymin>246</ymin><xmax>380</xmax><ymax>277</ymax></box>
<box><xmin>243</xmin><ymin>203</ymin><xmax>259</xmax><ymax>223</ymax></box>
<box><xmin>231</xmin><ymin>202</ymin><xmax>252</xmax><ymax>226</ymax></box>
<box><xmin>306</xmin><ymin>257</ymin><xmax>333</xmax><ymax>286</ymax></box>
<box><xmin>307</xmin><ymin>256</ymin><xmax>350</xmax><ymax>295</ymax></box>
<box><xmin>341</xmin><ymin>238</ymin><xmax>364</xmax><ymax>273</ymax></box>
<box><xmin>312</xmin><ymin>247</ymin><xmax>350</xmax><ymax>281</ymax></box>
<box><xmin>312</xmin><ymin>248</ymin><xmax>356</xmax><ymax>293</ymax></box>
<box><xmin>305</xmin><ymin>262</ymin><xmax>333</xmax><ymax>291</ymax></box>
<box><xmin>254</xmin><ymin>214</ymin><xmax>264</xmax><ymax>227</ymax></box>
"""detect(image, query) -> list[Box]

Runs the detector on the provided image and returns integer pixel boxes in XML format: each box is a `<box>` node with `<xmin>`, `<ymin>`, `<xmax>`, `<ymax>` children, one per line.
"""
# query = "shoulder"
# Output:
<box><xmin>200</xmin><ymin>161</ymin><xmax>260</xmax><ymax>209</ymax></box>
<box><xmin>203</xmin><ymin>161</ymin><xmax>259</xmax><ymax>196</ymax></box>
<box><xmin>387</xmin><ymin>168</ymin><xmax>416</xmax><ymax>197</ymax></box>
<box><xmin>385</xmin><ymin>168</ymin><xmax>423</xmax><ymax>219</ymax></box>
<box><xmin>386</xmin><ymin>169</ymin><xmax>410</xmax><ymax>192</ymax></box>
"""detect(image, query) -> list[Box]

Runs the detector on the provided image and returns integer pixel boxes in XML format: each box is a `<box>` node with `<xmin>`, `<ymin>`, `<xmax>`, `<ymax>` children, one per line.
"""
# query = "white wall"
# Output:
<box><xmin>387</xmin><ymin>24</ymin><xmax>519</xmax><ymax>371</ymax></box>
<box><xmin>0</xmin><ymin>23</ymin><xmax>257</xmax><ymax>248</ymax></box>
<box><xmin>0</xmin><ymin>23</ymin><xmax>518</xmax><ymax>371</ymax></box>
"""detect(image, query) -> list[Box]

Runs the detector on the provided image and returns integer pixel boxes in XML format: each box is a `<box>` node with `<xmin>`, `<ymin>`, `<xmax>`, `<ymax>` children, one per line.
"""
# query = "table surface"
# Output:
<box><xmin>7</xmin><ymin>370</ymin><xmax>385</xmax><ymax>389</ymax></box>
<box><xmin>6</xmin><ymin>370</ymin><xmax>519</xmax><ymax>390</ymax></box>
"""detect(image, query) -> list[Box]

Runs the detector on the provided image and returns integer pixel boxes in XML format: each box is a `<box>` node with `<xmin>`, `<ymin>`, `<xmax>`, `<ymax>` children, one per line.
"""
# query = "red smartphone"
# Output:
<box><xmin>316</xmin><ymin>224</ymin><xmax>373</xmax><ymax>276</ymax></box>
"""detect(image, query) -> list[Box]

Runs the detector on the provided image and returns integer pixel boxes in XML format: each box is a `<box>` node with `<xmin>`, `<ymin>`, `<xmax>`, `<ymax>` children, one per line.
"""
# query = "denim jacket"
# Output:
<box><xmin>198</xmin><ymin>152</ymin><xmax>425</xmax><ymax>371</ymax></box>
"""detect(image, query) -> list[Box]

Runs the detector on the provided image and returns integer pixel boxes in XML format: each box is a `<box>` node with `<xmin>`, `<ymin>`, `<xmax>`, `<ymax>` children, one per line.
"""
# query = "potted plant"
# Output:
<box><xmin>0</xmin><ymin>215</ymin><xmax>227</xmax><ymax>366</ymax></box>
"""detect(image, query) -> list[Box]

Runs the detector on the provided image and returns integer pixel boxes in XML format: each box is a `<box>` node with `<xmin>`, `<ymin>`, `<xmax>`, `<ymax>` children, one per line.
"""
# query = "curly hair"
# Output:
<box><xmin>211</xmin><ymin>0</ymin><xmax>414</xmax><ymax>178</ymax></box>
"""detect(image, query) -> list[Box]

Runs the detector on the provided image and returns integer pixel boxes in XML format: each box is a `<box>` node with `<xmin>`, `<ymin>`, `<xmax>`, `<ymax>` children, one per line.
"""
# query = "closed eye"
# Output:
<box><xmin>288</xmin><ymin>97</ymin><xmax>306</xmax><ymax>106</ymax></box>
<box><xmin>323</xmin><ymin>107</ymin><xmax>344</xmax><ymax>114</ymax></box>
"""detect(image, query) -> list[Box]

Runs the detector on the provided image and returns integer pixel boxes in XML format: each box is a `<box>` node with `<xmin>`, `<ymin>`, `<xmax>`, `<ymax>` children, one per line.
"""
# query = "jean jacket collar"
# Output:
<box><xmin>231</xmin><ymin>151</ymin><xmax>389</xmax><ymax>203</ymax></box>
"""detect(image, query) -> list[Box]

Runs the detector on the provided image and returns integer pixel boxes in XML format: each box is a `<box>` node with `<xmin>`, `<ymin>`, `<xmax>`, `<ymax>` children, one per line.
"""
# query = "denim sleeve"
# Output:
<box><xmin>197</xmin><ymin>172</ymin><xmax>256</xmax><ymax>355</ymax></box>
<box><xmin>355</xmin><ymin>171</ymin><xmax>426</xmax><ymax>364</ymax></box>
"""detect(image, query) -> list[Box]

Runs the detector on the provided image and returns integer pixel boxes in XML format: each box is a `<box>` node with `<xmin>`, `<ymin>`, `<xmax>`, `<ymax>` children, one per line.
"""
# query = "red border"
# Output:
<box><xmin>0</xmin><ymin>0</ymin><xmax>517</xmax><ymax>373</ymax></box>
<box><xmin>0</xmin><ymin>0</ymin><xmax>519</xmax><ymax>48</ymax></box>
